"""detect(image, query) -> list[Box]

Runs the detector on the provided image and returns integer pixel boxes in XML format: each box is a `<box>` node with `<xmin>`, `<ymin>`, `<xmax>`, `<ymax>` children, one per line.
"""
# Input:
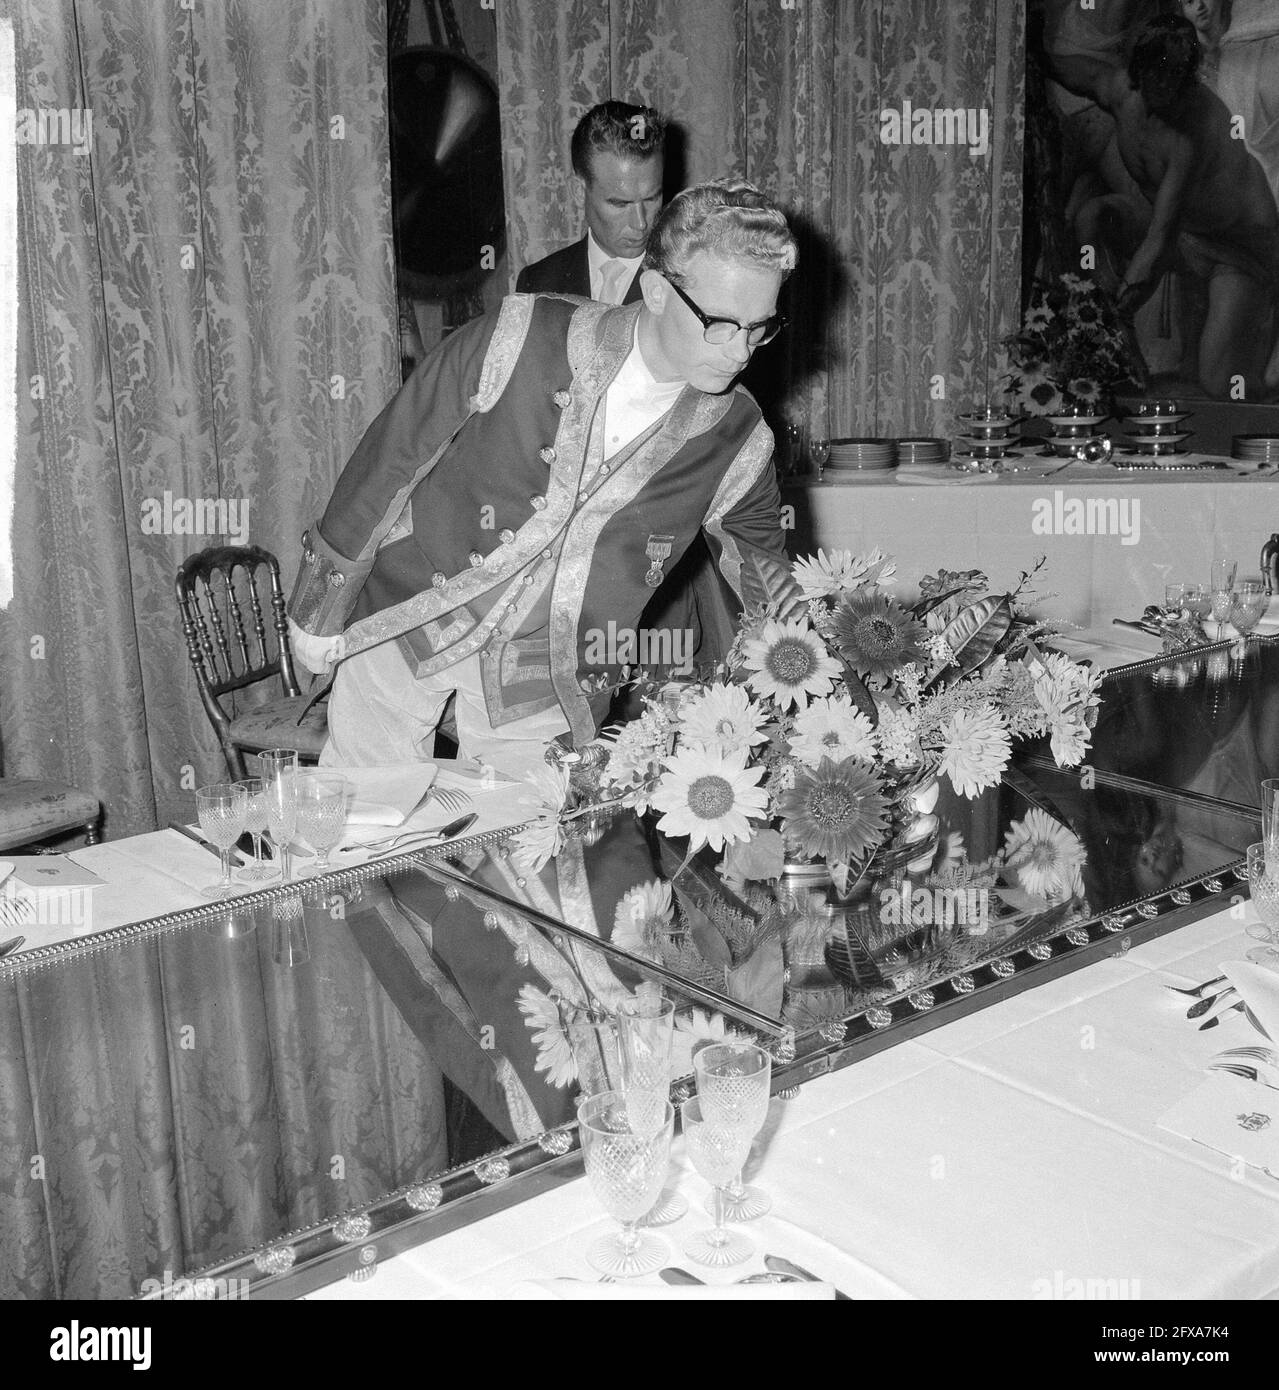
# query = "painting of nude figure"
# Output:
<box><xmin>1026</xmin><ymin>0</ymin><xmax>1279</xmax><ymax>403</ymax></box>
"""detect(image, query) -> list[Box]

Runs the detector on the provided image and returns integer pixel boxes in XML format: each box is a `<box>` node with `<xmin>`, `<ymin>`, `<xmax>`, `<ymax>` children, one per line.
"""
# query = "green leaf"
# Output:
<box><xmin>834</xmin><ymin>653</ymin><xmax>878</xmax><ymax>725</ymax></box>
<box><xmin>936</xmin><ymin>595</ymin><xmax>1013</xmax><ymax>682</ymax></box>
<box><xmin>721</xmin><ymin>828</ymin><xmax>785</xmax><ymax>883</ymax></box>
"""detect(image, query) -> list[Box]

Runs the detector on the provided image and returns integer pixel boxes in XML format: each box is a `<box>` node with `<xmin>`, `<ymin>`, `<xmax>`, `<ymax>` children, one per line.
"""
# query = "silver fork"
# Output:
<box><xmin>1207</xmin><ymin>1062</ymin><xmax>1279</xmax><ymax>1090</ymax></box>
<box><xmin>1165</xmin><ymin>973</ymin><xmax>1227</xmax><ymax>999</ymax></box>
<box><xmin>339</xmin><ymin>818</ymin><xmax>469</xmax><ymax>854</ymax></box>
<box><xmin>1219</xmin><ymin>1045</ymin><xmax>1279</xmax><ymax>1068</ymax></box>
<box><xmin>425</xmin><ymin>785</ymin><xmax>470</xmax><ymax>814</ymax></box>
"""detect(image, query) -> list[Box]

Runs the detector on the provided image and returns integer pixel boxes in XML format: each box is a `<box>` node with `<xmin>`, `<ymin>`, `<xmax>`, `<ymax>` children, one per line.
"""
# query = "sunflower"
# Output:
<box><xmin>1002</xmin><ymin>808</ymin><xmax>1086</xmax><ymax>902</ymax></box>
<box><xmin>612</xmin><ymin>879</ymin><xmax>674</xmax><ymax>961</ymax></box>
<box><xmin>516</xmin><ymin>985</ymin><xmax>578</xmax><ymax>1088</ymax></box>
<box><xmin>829</xmin><ymin>590</ymin><xmax>928</xmax><ymax>687</ymax></box>
<box><xmin>678</xmin><ymin>683</ymin><xmax>769</xmax><ymax>757</ymax></box>
<box><xmin>740</xmin><ymin>618</ymin><xmax>841</xmax><ymax>710</ymax></box>
<box><xmin>937</xmin><ymin>703</ymin><xmax>1010</xmax><ymax>798</ymax></box>
<box><xmin>777</xmin><ymin>756</ymin><xmax>889</xmax><ymax>864</ymax></box>
<box><xmin>651</xmin><ymin>746</ymin><xmax>769</xmax><ymax>852</ymax></box>
<box><xmin>788</xmin><ymin>694</ymin><xmax>878</xmax><ymax>769</ymax></box>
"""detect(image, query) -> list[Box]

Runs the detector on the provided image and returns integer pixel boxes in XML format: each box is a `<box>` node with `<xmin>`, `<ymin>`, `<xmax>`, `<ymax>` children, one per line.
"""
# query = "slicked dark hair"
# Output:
<box><xmin>570</xmin><ymin>101</ymin><xmax>666</xmax><ymax>183</ymax></box>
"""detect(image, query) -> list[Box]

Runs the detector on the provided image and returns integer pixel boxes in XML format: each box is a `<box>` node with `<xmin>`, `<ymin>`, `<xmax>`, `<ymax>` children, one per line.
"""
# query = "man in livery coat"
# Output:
<box><xmin>288</xmin><ymin>180</ymin><xmax>802</xmax><ymax>777</ymax></box>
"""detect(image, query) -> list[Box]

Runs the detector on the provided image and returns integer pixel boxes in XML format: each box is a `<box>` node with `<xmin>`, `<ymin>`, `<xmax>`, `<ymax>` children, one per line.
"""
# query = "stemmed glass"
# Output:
<box><xmin>617</xmin><ymin>991</ymin><xmax>687</xmax><ymax>1224</ymax></box>
<box><xmin>681</xmin><ymin>1096</ymin><xmax>755</xmax><ymax>1267</ymax></box>
<box><xmin>236</xmin><ymin>778</ymin><xmax>274</xmax><ymax>883</ymax></box>
<box><xmin>295</xmin><ymin>774</ymin><xmax>349</xmax><ymax>877</ymax></box>
<box><xmin>258</xmin><ymin>749</ymin><xmax>299</xmax><ymax>884</ymax></box>
<box><xmin>695</xmin><ymin>1040</ymin><xmax>772</xmax><ymax>1221</ymax></box>
<box><xmin>195</xmin><ymin>783</ymin><xmax>248</xmax><ymax>899</ymax></box>
<box><xmin>1245</xmin><ymin>843</ymin><xmax>1279</xmax><ymax>970</ymax></box>
<box><xmin>577</xmin><ymin>1089</ymin><xmax>674</xmax><ymax>1277</ymax></box>
<box><xmin>810</xmin><ymin>434</ymin><xmax>830</xmax><ymax>483</ymax></box>
<box><xmin>1230</xmin><ymin>579</ymin><xmax>1268</xmax><ymax>642</ymax></box>
<box><xmin>1210</xmin><ymin>559</ymin><xmax>1237</xmax><ymax>640</ymax></box>
<box><xmin>1261</xmin><ymin>778</ymin><xmax>1279</xmax><ymax>863</ymax></box>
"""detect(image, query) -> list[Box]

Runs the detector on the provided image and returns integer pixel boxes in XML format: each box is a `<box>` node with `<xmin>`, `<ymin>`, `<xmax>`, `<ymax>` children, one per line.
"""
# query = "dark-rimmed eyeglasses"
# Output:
<box><xmin>665</xmin><ymin>277</ymin><xmax>786</xmax><ymax>347</ymax></box>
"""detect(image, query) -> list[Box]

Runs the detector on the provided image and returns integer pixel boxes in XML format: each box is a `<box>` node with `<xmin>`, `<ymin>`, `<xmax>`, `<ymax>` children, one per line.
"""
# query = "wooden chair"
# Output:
<box><xmin>0</xmin><ymin>778</ymin><xmax>100</xmax><ymax>852</ymax></box>
<box><xmin>176</xmin><ymin>545</ymin><xmax>328</xmax><ymax>780</ymax></box>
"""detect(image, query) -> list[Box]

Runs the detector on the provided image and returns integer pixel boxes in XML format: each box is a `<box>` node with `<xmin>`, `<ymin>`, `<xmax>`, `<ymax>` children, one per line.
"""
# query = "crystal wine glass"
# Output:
<box><xmin>1210</xmin><ymin>559</ymin><xmax>1238</xmax><ymax>639</ymax></box>
<box><xmin>236</xmin><ymin>778</ymin><xmax>274</xmax><ymax>883</ymax></box>
<box><xmin>809</xmin><ymin>435</ymin><xmax>830</xmax><ymax>483</ymax></box>
<box><xmin>681</xmin><ymin>1096</ymin><xmax>754</xmax><ymax>1267</ymax></box>
<box><xmin>195</xmin><ymin>783</ymin><xmax>248</xmax><ymax>899</ymax></box>
<box><xmin>1261</xmin><ymin>778</ymin><xmax>1279</xmax><ymax>862</ymax></box>
<box><xmin>258</xmin><ymin>748</ymin><xmax>299</xmax><ymax>884</ymax></box>
<box><xmin>1230</xmin><ymin>580</ymin><xmax>1268</xmax><ymax>640</ymax></box>
<box><xmin>295</xmin><ymin>774</ymin><xmax>349</xmax><ymax>877</ymax></box>
<box><xmin>1245</xmin><ymin>843</ymin><xmax>1279</xmax><ymax>970</ymax></box>
<box><xmin>1183</xmin><ymin>583</ymin><xmax>1210</xmax><ymax>620</ymax></box>
<box><xmin>695</xmin><ymin>1041</ymin><xmax>772</xmax><ymax>1221</ymax></box>
<box><xmin>617</xmin><ymin>990</ymin><xmax>687</xmax><ymax>1225</ymax></box>
<box><xmin>577</xmin><ymin>1089</ymin><xmax>674</xmax><ymax>1277</ymax></box>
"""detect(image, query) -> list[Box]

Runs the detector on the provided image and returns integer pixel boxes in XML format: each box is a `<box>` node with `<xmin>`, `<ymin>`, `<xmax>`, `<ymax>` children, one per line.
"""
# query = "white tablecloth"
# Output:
<box><xmin>310</xmin><ymin>901</ymin><xmax>1279</xmax><ymax>1301</ymax></box>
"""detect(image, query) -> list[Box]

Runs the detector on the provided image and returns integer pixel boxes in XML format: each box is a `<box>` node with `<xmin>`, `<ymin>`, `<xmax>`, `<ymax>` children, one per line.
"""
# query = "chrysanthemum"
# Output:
<box><xmin>937</xmin><ymin>704</ymin><xmax>1011</xmax><ymax>798</ymax></box>
<box><xmin>829</xmin><ymin>590</ymin><xmax>928</xmax><ymax>687</ymax></box>
<box><xmin>788</xmin><ymin>694</ymin><xmax>878</xmax><ymax>769</ymax></box>
<box><xmin>651</xmin><ymin>746</ymin><xmax>769</xmax><ymax>852</ymax></box>
<box><xmin>777</xmin><ymin>756</ymin><xmax>889</xmax><ymax>864</ymax></box>
<box><xmin>1002</xmin><ymin>808</ymin><xmax>1086</xmax><ymax>902</ymax></box>
<box><xmin>519</xmin><ymin>762</ymin><xmax>571</xmax><ymax>817</ymax></box>
<box><xmin>792</xmin><ymin>548</ymin><xmax>897</xmax><ymax>600</ymax></box>
<box><xmin>671</xmin><ymin>1008</ymin><xmax>744</xmax><ymax>1078</ymax></box>
<box><xmin>516</xmin><ymin>985</ymin><xmax>578</xmax><ymax>1088</ymax></box>
<box><xmin>510</xmin><ymin>816</ymin><xmax>564</xmax><ymax>872</ymax></box>
<box><xmin>612</xmin><ymin>879</ymin><xmax>674</xmax><ymax>961</ymax></box>
<box><xmin>678</xmin><ymin>683</ymin><xmax>769</xmax><ymax>757</ymax></box>
<box><xmin>740</xmin><ymin>618</ymin><xmax>840</xmax><ymax>710</ymax></box>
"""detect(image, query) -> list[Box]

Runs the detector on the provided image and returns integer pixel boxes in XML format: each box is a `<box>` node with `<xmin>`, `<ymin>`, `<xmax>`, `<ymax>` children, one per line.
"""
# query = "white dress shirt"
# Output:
<box><xmin>586</xmin><ymin>230</ymin><xmax>644</xmax><ymax>304</ymax></box>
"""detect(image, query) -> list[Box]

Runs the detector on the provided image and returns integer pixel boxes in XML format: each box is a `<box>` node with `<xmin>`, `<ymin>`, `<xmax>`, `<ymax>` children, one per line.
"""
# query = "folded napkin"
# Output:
<box><xmin>1221</xmin><ymin>960</ymin><xmax>1279</xmax><ymax>1042</ymax></box>
<box><xmin>1157</xmin><ymin>1074</ymin><xmax>1279</xmax><ymax>1178</ymax></box>
<box><xmin>895</xmin><ymin>464</ymin><xmax>1000</xmax><ymax>486</ymax></box>
<box><xmin>508</xmin><ymin>1279</ymin><xmax>835</xmax><ymax>1300</ymax></box>
<box><xmin>321</xmin><ymin>765</ymin><xmax>438</xmax><ymax>826</ymax></box>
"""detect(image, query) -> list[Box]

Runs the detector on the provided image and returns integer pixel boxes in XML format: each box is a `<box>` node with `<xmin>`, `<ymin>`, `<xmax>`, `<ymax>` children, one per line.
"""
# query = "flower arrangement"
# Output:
<box><xmin>1000</xmin><ymin>272</ymin><xmax>1138</xmax><ymax>416</ymax></box>
<box><xmin>512</xmin><ymin>548</ymin><xmax>1101</xmax><ymax>889</ymax></box>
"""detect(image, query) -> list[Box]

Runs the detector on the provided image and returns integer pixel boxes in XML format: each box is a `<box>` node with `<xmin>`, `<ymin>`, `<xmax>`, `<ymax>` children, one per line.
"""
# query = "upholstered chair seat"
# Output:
<box><xmin>0</xmin><ymin>778</ymin><xmax>101</xmax><ymax>852</ymax></box>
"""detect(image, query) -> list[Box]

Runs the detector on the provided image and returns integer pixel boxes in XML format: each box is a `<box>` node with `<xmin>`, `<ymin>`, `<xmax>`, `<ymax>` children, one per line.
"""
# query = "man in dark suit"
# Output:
<box><xmin>515</xmin><ymin>101</ymin><xmax>666</xmax><ymax>306</ymax></box>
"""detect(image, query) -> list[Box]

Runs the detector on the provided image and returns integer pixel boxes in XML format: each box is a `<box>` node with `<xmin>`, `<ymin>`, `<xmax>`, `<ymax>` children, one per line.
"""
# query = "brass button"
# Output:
<box><xmin>539</xmin><ymin>446</ymin><xmax>556</xmax><ymax>464</ymax></box>
<box><xmin>506</xmin><ymin>604</ymin><xmax>517</xmax><ymax>616</ymax></box>
<box><xmin>499</xmin><ymin>528</ymin><xmax>515</xmax><ymax>545</ymax></box>
<box><xmin>599</xmin><ymin>464</ymin><xmax>610</xmax><ymax>475</ymax></box>
<box><xmin>553</xmin><ymin>390</ymin><xmax>571</xmax><ymax>409</ymax></box>
<box><xmin>542</xmin><ymin>548</ymin><xmax>552</xmax><ymax>559</ymax></box>
<box><xmin>530</xmin><ymin>495</ymin><xmax>547</xmax><ymax>511</ymax></box>
<box><xmin>523</xmin><ymin>575</ymin><xmax>534</xmax><ymax>586</ymax></box>
<box><xmin>577</xmin><ymin>490</ymin><xmax>588</xmax><ymax>503</ymax></box>
<box><xmin>329</xmin><ymin>570</ymin><xmax>345</xmax><ymax>588</ymax></box>
<box><xmin>468</xmin><ymin>550</ymin><xmax>484</xmax><ymax>567</ymax></box>
<box><xmin>431</xmin><ymin>572</ymin><xmax>447</xmax><ymax>589</ymax></box>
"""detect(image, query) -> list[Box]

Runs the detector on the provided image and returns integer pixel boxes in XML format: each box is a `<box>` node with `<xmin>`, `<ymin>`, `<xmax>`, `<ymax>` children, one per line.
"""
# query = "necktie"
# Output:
<box><xmin>598</xmin><ymin>258</ymin><xmax>631</xmax><ymax>305</ymax></box>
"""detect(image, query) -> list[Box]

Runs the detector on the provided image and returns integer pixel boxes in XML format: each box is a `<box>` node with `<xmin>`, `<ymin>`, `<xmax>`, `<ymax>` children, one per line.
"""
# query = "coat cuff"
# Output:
<box><xmin>288</xmin><ymin>525</ymin><xmax>373</xmax><ymax>635</ymax></box>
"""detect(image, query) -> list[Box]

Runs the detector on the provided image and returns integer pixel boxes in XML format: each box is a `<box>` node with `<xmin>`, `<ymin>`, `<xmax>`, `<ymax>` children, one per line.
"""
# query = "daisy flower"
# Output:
<box><xmin>678</xmin><ymin>683</ymin><xmax>769</xmax><ymax>757</ymax></box>
<box><xmin>829</xmin><ymin>591</ymin><xmax>928</xmax><ymax>687</ymax></box>
<box><xmin>788</xmin><ymin>694</ymin><xmax>878</xmax><ymax>769</ymax></box>
<box><xmin>612</xmin><ymin>879</ymin><xmax>674</xmax><ymax>962</ymax></box>
<box><xmin>740</xmin><ymin>618</ymin><xmax>841</xmax><ymax>710</ymax></box>
<box><xmin>510</xmin><ymin>762</ymin><xmax>572</xmax><ymax>870</ymax></box>
<box><xmin>1003</xmin><ymin>808</ymin><xmax>1086</xmax><ymax>902</ymax></box>
<box><xmin>792</xmin><ymin>548</ymin><xmax>898</xmax><ymax>600</ymax></box>
<box><xmin>937</xmin><ymin>704</ymin><xmax>1011</xmax><ymax>798</ymax></box>
<box><xmin>651</xmin><ymin>746</ymin><xmax>769</xmax><ymax>853</ymax></box>
<box><xmin>671</xmin><ymin>1008</ymin><xmax>743</xmax><ymax>1077</ymax></box>
<box><xmin>516</xmin><ymin>986</ymin><xmax>578</xmax><ymax>1088</ymax></box>
<box><xmin>777</xmin><ymin>756</ymin><xmax>889</xmax><ymax>864</ymax></box>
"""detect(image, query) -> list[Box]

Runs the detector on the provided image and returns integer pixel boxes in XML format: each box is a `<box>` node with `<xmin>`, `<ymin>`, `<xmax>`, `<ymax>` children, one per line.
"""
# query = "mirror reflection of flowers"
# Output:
<box><xmin>1000</xmin><ymin>273</ymin><xmax>1139</xmax><ymax>416</ymax></box>
<box><xmin>1002</xmin><ymin>807</ymin><xmax>1087</xmax><ymax>903</ymax></box>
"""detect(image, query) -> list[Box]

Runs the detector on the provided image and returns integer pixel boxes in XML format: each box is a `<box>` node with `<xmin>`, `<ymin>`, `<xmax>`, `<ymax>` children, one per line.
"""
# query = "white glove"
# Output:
<box><xmin>288</xmin><ymin>619</ymin><xmax>345</xmax><ymax>676</ymax></box>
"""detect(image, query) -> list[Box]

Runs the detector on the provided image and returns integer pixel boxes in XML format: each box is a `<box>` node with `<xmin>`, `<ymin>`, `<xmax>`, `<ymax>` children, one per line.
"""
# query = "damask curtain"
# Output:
<box><xmin>0</xmin><ymin>0</ymin><xmax>398</xmax><ymax>834</ymax></box>
<box><xmin>497</xmin><ymin>0</ymin><xmax>1024</xmax><ymax>438</ymax></box>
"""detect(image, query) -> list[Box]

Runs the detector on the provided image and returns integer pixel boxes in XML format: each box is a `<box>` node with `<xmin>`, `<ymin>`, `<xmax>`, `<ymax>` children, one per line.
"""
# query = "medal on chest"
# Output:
<box><xmin>644</xmin><ymin>534</ymin><xmax>674</xmax><ymax>589</ymax></box>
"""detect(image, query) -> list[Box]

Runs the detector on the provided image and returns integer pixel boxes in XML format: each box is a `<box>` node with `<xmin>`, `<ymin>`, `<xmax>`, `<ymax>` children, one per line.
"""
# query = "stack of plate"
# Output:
<box><xmin>827</xmin><ymin>438</ymin><xmax>897</xmax><ymax>471</ymax></box>
<box><xmin>1042</xmin><ymin>412</ymin><xmax>1109</xmax><ymax>458</ymax></box>
<box><xmin>895</xmin><ymin>437</ymin><xmax>949</xmax><ymax>465</ymax></box>
<box><xmin>1232</xmin><ymin>435</ymin><xmax>1279</xmax><ymax>468</ymax></box>
<box><xmin>953</xmin><ymin>410</ymin><xmax>1021</xmax><ymax>465</ymax></box>
<box><xmin>1121</xmin><ymin>404</ymin><xmax>1192</xmax><ymax>462</ymax></box>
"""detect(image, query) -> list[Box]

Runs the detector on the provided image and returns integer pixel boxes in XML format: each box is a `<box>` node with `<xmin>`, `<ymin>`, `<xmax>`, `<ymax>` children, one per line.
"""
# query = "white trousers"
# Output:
<box><xmin>321</xmin><ymin>641</ymin><xmax>570</xmax><ymax>782</ymax></box>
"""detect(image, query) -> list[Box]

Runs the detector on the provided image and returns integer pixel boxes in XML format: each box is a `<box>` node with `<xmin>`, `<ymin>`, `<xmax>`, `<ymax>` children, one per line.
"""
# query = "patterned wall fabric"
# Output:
<box><xmin>496</xmin><ymin>0</ymin><xmax>1024</xmax><ymax>440</ymax></box>
<box><xmin>0</xmin><ymin>0</ymin><xmax>398</xmax><ymax>832</ymax></box>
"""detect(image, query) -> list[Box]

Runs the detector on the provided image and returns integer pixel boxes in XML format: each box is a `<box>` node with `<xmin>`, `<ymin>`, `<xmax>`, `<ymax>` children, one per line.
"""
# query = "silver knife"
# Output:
<box><xmin>0</xmin><ymin>935</ymin><xmax>25</xmax><ymax>958</ymax></box>
<box><xmin>658</xmin><ymin>1267</ymin><xmax>706</xmax><ymax>1286</ymax></box>
<box><xmin>167</xmin><ymin>822</ymin><xmax>226</xmax><ymax>860</ymax></box>
<box><xmin>764</xmin><ymin>1254</ymin><xmax>853</xmax><ymax>1299</ymax></box>
<box><xmin>380</xmin><ymin>813</ymin><xmax>478</xmax><ymax>854</ymax></box>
